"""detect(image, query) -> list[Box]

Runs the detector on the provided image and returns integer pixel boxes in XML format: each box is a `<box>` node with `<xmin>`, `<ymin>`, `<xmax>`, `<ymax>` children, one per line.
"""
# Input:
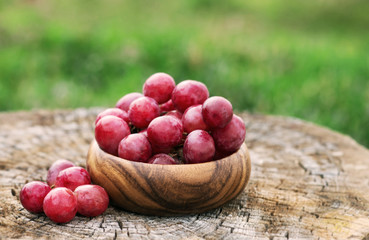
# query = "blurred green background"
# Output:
<box><xmin>0</xmin><ymin>0</ymin><xmax>368</xmax><ymax>147</ymax></box>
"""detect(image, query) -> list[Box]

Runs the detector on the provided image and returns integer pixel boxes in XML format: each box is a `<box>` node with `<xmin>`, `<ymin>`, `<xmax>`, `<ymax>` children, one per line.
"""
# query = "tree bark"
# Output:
<box><xmin>0</xmin><ymin>108</ymin><xmax>368</xmax><ymax>239</ymax></box>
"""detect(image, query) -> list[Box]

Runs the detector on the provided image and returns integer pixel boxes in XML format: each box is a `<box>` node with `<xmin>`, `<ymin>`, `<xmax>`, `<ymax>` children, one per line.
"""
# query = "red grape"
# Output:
<box><xmin>202</xmin><ymin>96</ymin><xmax>233</xmax><ymax>129</ymax></box>
<box><xmin>128</xmin><ymin>97</ymin><xmax>160</xmax><ymax>129</ymax></box>
<box><xmin>183</xmin><ymin>130</ymin><xmax>215</xmax><ymax>164</ymax></box>
<box><xmin>47</xmin><ymin>159</ymin><xmax>75</xmax><ymax>187</ymax></box>
<box><xmin>74</xmin><ymin>185</ymin><xmax>109</xmax><ymax>217</ymax></box>
<box><xmin>182</xmin><ymin>105</ymin><xmax>208</xmax><ymax>133</ymax></box>
<box><xmin>118</xmin><ymin>133</ymin><xmax>152</xmax><ymax>162</ymax></box>
<box><xmin>115</xmin><ymin>92</ymin><xmax>143</xmax><ymax>112</ymax></box>
<box><xmin>43</xmin><ymin>187</ymin><xmax>77</xmax><ymax>223</ymax></box>
<box><xmin>143</xmin><ymin>72</ymin><xmax>176</xmax><ymax>104</ymax></box>
<box><xmin>160</xmin><ymin>99</ymin><xmax>175</xmax><ymax>112</ymax></box>
<box><xmin>171</xmin><ymin>80</ymin><xmax>209</xmax><ymax>112</ymax></box>
<box><xmin>20</xmin><ymin>181</ymin><xmax>51</xmax><ymax>213</ymax></box>
<box><xmin>165</xmin><ymin>110</ymin><xmax>183</xmax><ymax>121</ymax></box>
<box><xmin>212</xmin><ymin>114</ymin><xmax>246</xmax><ymax>153</ymax></box>
<box><xmin>147</xmin><ymin>116</ymin><xmax>183</xmax><ymax>150</ymax></box>
<box><xmin>95</xmin><ymin>115</ymin><xmax>131</xmax><ymax>155</ymax></box>
<box><xmin>148</xmin><ymin>154</ymin><xmax>177</xmax><ymax>164</ymax></box>
<box><xmin>95</xmin><ymin>108</ymin><xmax>129</xmax><ymax>125</ymax></box>
<box><xmin>55</xmin><ymin>166</ymin><xmax>91</xmax><ymax>191</ymax></box>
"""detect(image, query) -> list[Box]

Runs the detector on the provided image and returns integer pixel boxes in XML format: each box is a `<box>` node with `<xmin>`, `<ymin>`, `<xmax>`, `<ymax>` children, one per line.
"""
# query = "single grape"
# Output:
<box><xmin>20</xmin><ymin>181</ymin><xmax>51</xmax><ymax>213</ymax></box>
<box><xmin>55</xmin><ymin>167</ymin><xmax>91</xmax><ymax>191</ymax></box>
<box><xmin>183</xmin><ymin>130</ymin><xmax>215</xmax><ymax>164</ymax></box>
<box><xmin>171</xmin><ymin>80</ymin><xmax>209</xmax><ymax>112</ymax></box>
<box><xmin>165</xmin><ymin>110</ymin><xmax>183</xmax><ymax>121</ymax></box>
<box><xmin>143</xmin><ymin>72</ymin><xmax>176</xmax><ymax>104</ymax></box>
<box><xmin>118</xmin><ymin>133</ymin><xmax>152</xmax><ymax>162</ymax></box>
<box><xmin>128</xmin><ymin>97</ymin><xmax>160</xmax><ymax>129</ymax></box>
<box><xmin>74</xmin><ymin>185</ymin><xmax>109</xmax><ymax>217</ymax></box>
<box><xmin>47</xmin><ymin>159</ymin><xmax>75</xmax><ymax>187</ymax></box>
<box><xmin>147</xmin><ymin>116</ymin><xmax>183</xmax><ymax>150</ymax></box>
<box><xmin>148</xmin><ymin>154</ymin><xmax>177</xmax><ymax>165</ymax></box>
<box><xmin>43</xmin><ymin>187</ymin><xmax>77</xmax><ymax>223</ymax></box>
<box><xmin>202</xmin><ymin>96</ymin><xmax>233</xmax><ymax>129</ymax></box>
<box><xmin>160</xmin><ymin>99</ymin><xmax>175</xmax><ymax>113</ymax></box>
<box><xmin>95</xmin><ymin>115</ymin><xmax>131</xmax><ymax>156</ymax></box>
<box><xmin>115</xmin><ymin>92</ymin><xmax>143</xmax><ymax>112</ymax></box>
<box><xmin>95</xmin><ymin>108</ymin><xmax>129</xmax><ymax>125</ymax></box>
<box><xmin>212</xmin><ymin>114</ymin><xmax>246</xmax><ymax>153</ymax></box>
<box><xmin>182</xmin><ymin>105</ymin><xmax>208</xmax><ymax>133</ymax></box>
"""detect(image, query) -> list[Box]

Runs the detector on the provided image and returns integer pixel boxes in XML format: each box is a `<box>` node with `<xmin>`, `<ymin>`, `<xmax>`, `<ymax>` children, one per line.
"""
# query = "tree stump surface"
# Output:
<box><xmin>0</xmin><ymin>108</ymin><xmax>368</xmax><ymax>240</ymax></box>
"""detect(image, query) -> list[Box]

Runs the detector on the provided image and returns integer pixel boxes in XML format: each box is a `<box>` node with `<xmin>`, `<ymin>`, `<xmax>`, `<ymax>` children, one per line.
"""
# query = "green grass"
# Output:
<box><xmin>0</xmin><ymin>0</ymin><xmax>368</xmax><ymax>147</ymax></box>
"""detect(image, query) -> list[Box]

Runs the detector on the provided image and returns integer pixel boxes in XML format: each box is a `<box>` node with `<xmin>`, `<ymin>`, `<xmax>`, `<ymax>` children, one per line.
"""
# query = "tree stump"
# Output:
<box><xmin>0</xmin><ymin>108</ymin><xmax>368</xmax><ymax>239</ymax></box>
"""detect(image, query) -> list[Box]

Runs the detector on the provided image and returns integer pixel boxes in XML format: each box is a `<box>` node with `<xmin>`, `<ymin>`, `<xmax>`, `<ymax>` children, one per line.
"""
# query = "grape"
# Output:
<box><xmin>182</xmin><ymin>105</ymin><xmax>208</xmax><ymax>133</ymax></box>
<box><xmin>147</xmin><ymin>116</ymin><xmax>183</xmax><ymax>150</ymax></box>
<box><xmin>212</xmin><ymin>114</ymin><xmax>246</xmax><ymax>153</ymax></box>
<box><xmin>128</xmin><ymin>97</ymin><xmax>160</xmax><ymax>129</ymax></box>
<box><xmin>47</xmin><ymin>159</ymin><xmax>75</xmax><ymax>187</ymax></box>
<box><xmin>95</xmin><ymin>108</ymin><xmax>129</xmax><ymax>125</ymax></box>
<box><xmin>160</xmin><ymin>99</ymin><xmax>175</xmax><ymax>112</ymax></box>
<box><xmin>202</xmin><ymin>96</ymin><xmax>233</xmax><ymax>129</ymax></box>
<box><xmin>95</xmin><ymin>115</ymin><xmax>131</xmax><ymax>156</ymax></box>
<box><xmin>171</xmin><ymin>80</ymin><xmax>209</xmax><ymax>112</ymax></box>
<box><xmin>43</xmin><ymin>187</ymin><xmax>77</xmax><ymax>223</ymax></box>
<box><xmin>115</xmin><ymin>92</ymin><xmax>143</xmax><ymax>112</ymax></box>
<box><xmin>74</xmin><ymin>185</ymin><xmax>109</xmax><ymax>217</ymax></box>
<box><xmin>165</xmin><ymin>110</ymin><xmax>183</xmax><ymax>121</ymax></box>
<box><xmin>183</xmin><ymin>130</ymin><xmax>215</xmax><ymax>164</ymax></box>
<box><xmin>148</xmin><ymin>154</ymin><xmax>177</xmax><ymax>164</ymax></box>
<box><xmin>143</xmin><ymin>72</ymin><xmax>175</xmax><ymax>104</ymax></box>
<box><xmin>55</xmin><ymin>166</ymin><xmax>91</xmax><ymax>191</ymax></box>
<box><xmin>118</xmin><ymin>133</ymin><xmax>152</xmax><ymax>162</ymax></box>
<box><xmin>20</xmin><ymin>181</ymin><xmax>51</xmax><ymax>213</ymax></box>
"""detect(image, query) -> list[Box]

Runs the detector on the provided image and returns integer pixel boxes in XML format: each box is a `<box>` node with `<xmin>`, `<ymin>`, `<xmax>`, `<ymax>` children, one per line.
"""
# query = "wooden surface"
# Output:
<box><xmin>87</xmin><ymin>141</ymin><xmax>251</xmax><ymax>216</ymax></box>
<box><xmin>0</xmin><ymin>108</ymin><xmax>368</xmax><ymax>239</ymax></box>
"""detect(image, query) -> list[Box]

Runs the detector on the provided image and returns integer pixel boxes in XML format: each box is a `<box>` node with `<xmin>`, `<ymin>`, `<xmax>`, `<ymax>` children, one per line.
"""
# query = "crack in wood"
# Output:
<box><xmin>117</xmin><ymin>219</ymin><xmax>123</xmax><ymax>231</ymax></box>
<box><xmin>298</xmin><ymin>161</ymin><xmax>308</xmax><ymax>172</ymax></box>
<box><xmin>99</xmin><ymin>216</ymin><xmax>104</xmax><ymax>229</ymax></box>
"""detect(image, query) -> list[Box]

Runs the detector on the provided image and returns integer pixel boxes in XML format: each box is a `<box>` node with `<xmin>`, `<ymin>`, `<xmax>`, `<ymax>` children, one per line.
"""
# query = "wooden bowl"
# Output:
<box><xmin>86</xmin><ymin>140</ymin><xmax>251</xmax><ymax>216</ymax></box>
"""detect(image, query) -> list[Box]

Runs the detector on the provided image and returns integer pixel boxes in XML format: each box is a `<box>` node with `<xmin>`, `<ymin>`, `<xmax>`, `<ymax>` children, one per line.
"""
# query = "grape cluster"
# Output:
<box><xmin>20</xmin><ymin>159</ymin><xmax>109</xmax><ymax>223</ymax></box>
<box><xmin>95</xmin><ymin>72</ymin><xmax>246</xmax><ymax>164</ymax></box>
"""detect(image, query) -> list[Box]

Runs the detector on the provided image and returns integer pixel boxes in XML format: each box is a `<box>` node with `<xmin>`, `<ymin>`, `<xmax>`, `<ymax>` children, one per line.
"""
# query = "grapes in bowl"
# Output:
<box><xmin>87</xmin><ymin>73</ymin><xmax>251</xmax><ymax>216</ymax></box>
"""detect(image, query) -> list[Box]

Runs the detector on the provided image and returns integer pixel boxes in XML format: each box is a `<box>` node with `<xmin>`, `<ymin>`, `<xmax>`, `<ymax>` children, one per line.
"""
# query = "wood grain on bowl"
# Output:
<box><xmin>86</xmin><ymin>140</ymin><xmax>251</xmax><ymax>216</ymax></box>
